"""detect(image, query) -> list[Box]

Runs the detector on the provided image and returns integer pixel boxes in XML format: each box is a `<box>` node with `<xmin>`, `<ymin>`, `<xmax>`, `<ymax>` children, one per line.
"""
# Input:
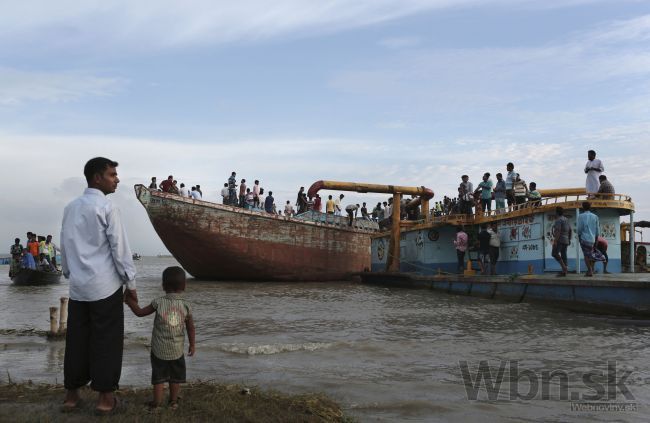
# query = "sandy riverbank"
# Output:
<box><xmin>0</xmin><ymin>381</ymin><xmax>353</xmax><ymax>422</ymax></box>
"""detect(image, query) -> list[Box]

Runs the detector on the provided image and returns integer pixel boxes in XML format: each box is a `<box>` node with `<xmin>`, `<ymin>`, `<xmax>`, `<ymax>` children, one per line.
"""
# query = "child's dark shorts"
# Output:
<box><xmin>151</xmin><ymin>353</ymin><xmax>186</xmax><ymax>385</ymax></box>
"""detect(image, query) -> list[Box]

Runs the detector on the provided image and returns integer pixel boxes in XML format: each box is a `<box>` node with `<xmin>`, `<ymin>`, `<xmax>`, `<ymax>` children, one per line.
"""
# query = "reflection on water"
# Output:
<box><xmin>0</xmin><ymin>257</ymin><xmax>649</xmax><ymax>422</ymax></box>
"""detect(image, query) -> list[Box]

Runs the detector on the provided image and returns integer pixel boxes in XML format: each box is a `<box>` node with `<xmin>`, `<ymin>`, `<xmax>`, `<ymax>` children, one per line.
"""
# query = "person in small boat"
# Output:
<box><xmin>21</xmin><ymin>249</ymin><xmax>36</xmax><ymax>270</ymax></box>
<box><xmin>10</xmin><ymin>238</ymin><xmax>23</xmax><ymax>256</ymax></box>
<box><xmin>27</xmin><ymin>234</ymin><xmax>39</xmax><ymax>261</ymax></box>
<box><xmin>45</xmin><ymin>235</ymin><xmax>61</xmax><ymax>269</ymax></box>
<box><xmin>9</xmin><ymin>238</ymin><xmax>23</xmax><ymax>277</ymax></box>
<box><xmin>552</xmin><ymin>207</ymin><xmax>572</xmax><ymax>277</ymax></box>
<box><xmin>577</xmin><ymin>202</ymin><xmax>601</xmax><ymax>277</ymax></box>
<box><xmin>38</xmin><ymin>253</ymin><xmax>55</xmax><ymax>272</ymax></box>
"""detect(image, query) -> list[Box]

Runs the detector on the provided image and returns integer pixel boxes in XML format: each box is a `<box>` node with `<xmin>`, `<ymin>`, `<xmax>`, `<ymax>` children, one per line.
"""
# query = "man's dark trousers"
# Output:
<box><xmin>64</xmin><ymin>287</ymin><xmax>124</xmax><ymax>392</ymax></box>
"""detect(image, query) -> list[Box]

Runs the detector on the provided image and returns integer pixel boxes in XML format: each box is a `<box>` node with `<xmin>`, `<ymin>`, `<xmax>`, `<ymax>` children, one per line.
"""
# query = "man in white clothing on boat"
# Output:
<box><xmin>584</xmin><ymin>150</ymin><xmax>604</xmax><ymax>195</ymax></box>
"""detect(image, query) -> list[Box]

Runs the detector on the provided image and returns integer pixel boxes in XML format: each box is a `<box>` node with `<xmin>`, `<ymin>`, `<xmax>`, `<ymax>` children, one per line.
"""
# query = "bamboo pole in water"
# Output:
<box><xmin>49</xmin><ymin>307</ymin><xmax>59</xmax><ymax>335</ymax></box>
<box><xmin>58</xmin><ymin>297</ymin><xmax>69</xmax><ymax>334</ymax></box>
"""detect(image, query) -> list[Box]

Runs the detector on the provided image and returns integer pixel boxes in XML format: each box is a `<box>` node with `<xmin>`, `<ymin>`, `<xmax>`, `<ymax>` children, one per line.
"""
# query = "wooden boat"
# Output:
<box><xmin>11</xmin><ymin>268</ymin><xmax>62</xmax><ymax>285</ymax></box>
<box><xmin>134</xmin><ymin>185</ymin><xmax>379</xmax><ymax>281</ymax></box>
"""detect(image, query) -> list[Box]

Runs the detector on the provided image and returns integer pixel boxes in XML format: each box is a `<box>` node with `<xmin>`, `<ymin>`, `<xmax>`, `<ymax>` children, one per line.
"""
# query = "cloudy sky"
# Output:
<box><xmin>1</xmin><ymin>0</ymin><xmax>649</xmax><ymax>255</ymax></box>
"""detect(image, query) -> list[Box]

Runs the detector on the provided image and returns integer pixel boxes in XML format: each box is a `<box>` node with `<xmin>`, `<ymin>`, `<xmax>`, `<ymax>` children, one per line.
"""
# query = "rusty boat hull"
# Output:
<box><xmin>135</xmin><ymin>185</ymin><xmax>374</xmax><ymax>281</ymax></box>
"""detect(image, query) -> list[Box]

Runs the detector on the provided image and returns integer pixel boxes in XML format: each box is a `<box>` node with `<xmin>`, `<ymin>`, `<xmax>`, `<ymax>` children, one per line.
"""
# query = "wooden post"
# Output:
<box><xmin>386</xmin><ymin>193</ymin><xmax>402</xmax><ymax>272</ymax></box>
<box><xmin>58</xmin><ymin>297</ymin><xmax>69</xmax><ymax>334</ymax></box>
<box><xmin>49</xmin><ymin>307</ymin><xmax>59</xmax><ymax>335</ymax></box>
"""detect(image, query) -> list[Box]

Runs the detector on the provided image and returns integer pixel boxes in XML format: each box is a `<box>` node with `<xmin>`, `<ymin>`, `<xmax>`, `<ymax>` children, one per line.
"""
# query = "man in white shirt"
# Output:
<box><xmin>190</xmin><ymin>186</ymin><xmax>202</xmax><ymax>199</ymax></box>
<box><xmin>334</xmin><ymin>194</ymin><xmax>344</xmax><ymax>216</ymax></box>
<box><xmin>220</xmin><ymin>183</ymin><xmax>229</xmax><ymax>204</ymax></box>
<box><xmin>584</xmin><ymin>150</ymin><xmax>604</xmax><ymax>195</ymax></box>
<box><xmin>60</xmin><ymin>157</ymin><xmax>137</xmax><ymax>415</ymax></box>
<box><xmin>179</xmin><ymin>183</ymin><xmax>189</xmax><ymax>198</ymax></box>
<box><xmin>284</xmin><ymin>200</ymin><xmax>295</xmax><ymax>216</ymax></box>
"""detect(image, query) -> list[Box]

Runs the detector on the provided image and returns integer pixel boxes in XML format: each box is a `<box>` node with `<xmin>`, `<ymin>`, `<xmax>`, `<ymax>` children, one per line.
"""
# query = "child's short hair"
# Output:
<box><xmin>162</xmin><ymin>266</ymin><xmax>186</xmax><ymax>291</ymax></box>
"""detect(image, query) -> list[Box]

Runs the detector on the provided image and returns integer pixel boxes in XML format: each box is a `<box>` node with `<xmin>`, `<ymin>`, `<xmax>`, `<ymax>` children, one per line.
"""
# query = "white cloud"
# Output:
<box><xmin>0</xmin><ymin>67</ymin><xmax>125</xmax><ymax>105</ymax></box>
<box><xmin>378</xmin><ymin>36</ymin><xmax>421</xmax><ymax>49</ymax></box>
<box><xmin>0</xmin><ymin>0</ymin><xmax>621</xmax><ymax>52</ymax></box>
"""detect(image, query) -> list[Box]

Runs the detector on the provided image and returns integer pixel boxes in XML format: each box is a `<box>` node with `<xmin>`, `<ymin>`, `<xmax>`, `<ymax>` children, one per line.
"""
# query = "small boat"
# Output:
<box><xmin>132</xmin><ymin>253</ymin><xmax>142</xmax><ymax>260</ymax></box>
<box><xmin>11</xmin><ymin>268</ymin><xmax>62</xmax><ymax>286</ymax></box>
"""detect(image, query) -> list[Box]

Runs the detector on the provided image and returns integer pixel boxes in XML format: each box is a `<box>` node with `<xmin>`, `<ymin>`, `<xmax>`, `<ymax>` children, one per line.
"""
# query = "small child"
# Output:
<box><xmin>126</xmin><ymin>266</ymin><xmax>196</xmax><ymax>411</ymax></box>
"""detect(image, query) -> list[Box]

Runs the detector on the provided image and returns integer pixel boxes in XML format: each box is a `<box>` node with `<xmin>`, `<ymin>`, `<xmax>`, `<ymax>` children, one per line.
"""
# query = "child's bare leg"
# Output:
<box><xmin>153</xmin><ymin>383</ymin><xmax>165</xmax><ymax>405</ymax></box>
<box><xmin>170</xmin><ymin>383</ymin><xmax>181</xmax><ymax>402</ymax></box>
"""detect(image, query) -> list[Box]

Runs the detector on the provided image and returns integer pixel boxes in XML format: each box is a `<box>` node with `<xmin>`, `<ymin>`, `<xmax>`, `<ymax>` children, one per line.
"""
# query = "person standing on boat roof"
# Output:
<box><xmin>239</xmin><ymin>179</ymin><xmax>247</xmax><ymax>207</ymax></box>
<box><xmin>252</xmin><ymin>180</ymin><xmax>261</xmax><ymax>209</ymax></box>
<box><xmin>220</xmin><ymin>183</ymin><xmax>229</xmax><ymax>204</ymax></box>
<box><xmin>454</xmin><ymin>226</ymin><xmax>468</xmax><ymax>274</ymax></box>
<box><xmin>459</xmin><ymin>175</ymin><xmax>473</xmax><ymax>215</ymax></box>
<box><xmin>513</xmin><ymin>174</ymin><xmax>528</xmax><ymax>206</ymax></box>
<box><xmin>264</xmin><ymin>191</ymin><xmax>275</xmax><ymax>213</ymax></box>
<box><xmin>312</xmin><ymin>194</ymin><xmax>322</xmax><ymax>212</ymax></box>
<box><xmin>228</xmin><ymin>172</ymin><xmax>237</xmax><ymax>205</ymax></box>
<box><xmin>552</xmin><ymin>207</ymin><xmax>572</xmax><ymax>277</ymax></box>
<box><xmin>245</xmin><ymin>188</ymin><xmax>254</xmax><ymax>209</ymax></box>
<box><xmin>334</xmin><ymin>194</ymin><xmax>344</xmax><ymax>216</ymax></box>
<box><xmin>585</xmin><ymin>150</ymin><xmax>604</xmax><ymax>196</ymax></box>
<box><xmin>597</xmin><ymin>175</ymin><xmax>615</xmax><ymax>198</ymax></box>
<box><xmin>477</xmin><ymin>173</ymin><xmax>493</xmax><ymax>215</ymax></box>
<box><xmin>494</xmin><ymin>173</ymin><xmax>506</xmax><ymax>214</ymax></box>
<box><xmin>326</xmin><ymin>195</ymin><xmax>335</xmax><ymax>214</ymax></box>
<box><xmin>284</xmin><ymin>200</ymin><xmax>295</xmax><ymax>216</ymax></box>
<box><xmin>60</xmin><ymin>157</ymin><xmax>137</xmax><ymax>415</ymax></box>
<box><xmin>505</xmin><ymin>163</ymin><xmax>517</xmax><ymax>207</ymax></box>
<box><xmin>577</xmin><ymin>202</ymin><xmax>600</xmax><ymax>277</ymax></box>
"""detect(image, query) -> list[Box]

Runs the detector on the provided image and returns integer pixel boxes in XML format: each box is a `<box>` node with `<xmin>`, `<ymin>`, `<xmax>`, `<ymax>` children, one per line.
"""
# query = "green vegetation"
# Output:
<box><xmin>0</xmin><ymin>381</ymin><xmax>354</xmax><ymax>422</ymax></box>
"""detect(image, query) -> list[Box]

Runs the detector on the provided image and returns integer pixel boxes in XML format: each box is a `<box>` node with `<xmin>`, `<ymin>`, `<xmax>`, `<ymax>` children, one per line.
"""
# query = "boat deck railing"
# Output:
<box><xmin>413</xmin><ymin>193</ymin><xmax>633</xmax><ymax>229</ymax></box>
<box><xmin>294</xmin><ymin>210</ymin><xmax>380</xmax><ymax>231</ymax></box>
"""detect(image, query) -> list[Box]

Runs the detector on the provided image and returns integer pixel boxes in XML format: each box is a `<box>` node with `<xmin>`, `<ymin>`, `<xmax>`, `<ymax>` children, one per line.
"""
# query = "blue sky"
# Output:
<box><xmin>1</xmin><ymin>0</ymin><xmax>649</xmax><ymax>254</ymax></box>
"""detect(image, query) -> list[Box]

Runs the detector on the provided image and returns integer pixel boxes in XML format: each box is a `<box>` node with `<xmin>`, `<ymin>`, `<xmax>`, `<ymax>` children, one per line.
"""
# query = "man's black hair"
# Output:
<box><xmin>269</xmin><ymin>191</ymin><xmax>273</xmax><ymax>195</ymax></box>
<box><xmin>84</xmin><ymin>157</ymin><xmax>118</xmax><ymax>183</ymax></box>
<box><xmin>556</xmin><ymin>206</ymin><xmax>564</xmax><ymax>216</ymax></box>
<box><xmin>507</xmin><ymin>162</ymin><xmax>514</xmax><ymax>167</ymax></box>
<box><xmin>461</xmin><ymin>174</ymin><xmax>468</xmax><ymax>179</ymax></box>
<box><xmin>14</xmin><ymin>238</ymin><xmax>20</xmax><ymax>243</ymax></box>
<box><xmin>582</xmin><ymin>201</ymin><xmax>591</xmax><ymax>211</ymax></box>
<box><xmin>599</xmin><ymin>175</ymin><xmax>607</xmax><ymax>181</ymax></box>
<box><xmin>588</xmin><ymin>150</ymin><xmax>596</xmax><ymax>155</ymax></box>
<box><xmin>496</xmin><ymin>173</ymin><xmax>503</xmax><ymax>178</ymax></box>
<box><xmin>162</xmin><ymin>266</ymin><xmax>186</xmax><ymax>292</ymax></box>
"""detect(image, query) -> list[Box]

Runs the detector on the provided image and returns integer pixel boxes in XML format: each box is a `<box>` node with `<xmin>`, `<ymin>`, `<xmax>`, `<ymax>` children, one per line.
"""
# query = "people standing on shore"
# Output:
<box><xmin>577</xmin><ymin>202</ymin><xmax>600</xmax><ymax>277</ymax></box>
<box><xmin>505</xmin><ymin>163</ymin><xmax>516</xmax><ymax>207</ymax></box>
<box><xmin>585</xmin><ymin>150</ymin><xmax>604</xmax><ymax>196</ymax></box>
<box><xmin>125</xmin><ymin>266</ymin><xmax>195</xmax><ymax>412</ymax></box>
<box><xmin>552</xmin><ymin>206</ymin><xmax>572</xmax><ymax>277</ymax></box>
<box><xmin>60</xmin><ymin>157</ymin><xmax>137</xmax><ymax>415</ymax></box>
<box><xmin>453</xmin><ymin>226</ymin><xmax>468</xmax><ymax>274</ymax></box>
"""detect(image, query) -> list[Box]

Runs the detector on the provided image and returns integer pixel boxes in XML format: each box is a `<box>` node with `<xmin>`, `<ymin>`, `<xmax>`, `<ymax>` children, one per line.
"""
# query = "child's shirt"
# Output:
<box><xmin>150</xmin><ymin>293</ymin><xmax>192</xmax><ymax>360</ymax></box>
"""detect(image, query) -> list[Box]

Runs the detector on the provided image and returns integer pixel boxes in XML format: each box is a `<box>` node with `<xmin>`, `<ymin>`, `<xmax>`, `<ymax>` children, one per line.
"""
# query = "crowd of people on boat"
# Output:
<box><xmin>8</xmin><ymin>232</ymin><xmax>61</xmax><ymax>277</ymax></box>
<box><xmin>146</xmin><ymin>150</ymin><xmax>614</xmax><ymax>230</ymax></box>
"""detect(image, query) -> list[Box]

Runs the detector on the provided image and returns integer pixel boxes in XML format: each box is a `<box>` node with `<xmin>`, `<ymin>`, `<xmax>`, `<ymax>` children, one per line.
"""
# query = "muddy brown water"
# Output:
<box><xmin>1</xmin><ymin>257</ymin><xmax>649</xmax><ymax>422</ymax></box>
